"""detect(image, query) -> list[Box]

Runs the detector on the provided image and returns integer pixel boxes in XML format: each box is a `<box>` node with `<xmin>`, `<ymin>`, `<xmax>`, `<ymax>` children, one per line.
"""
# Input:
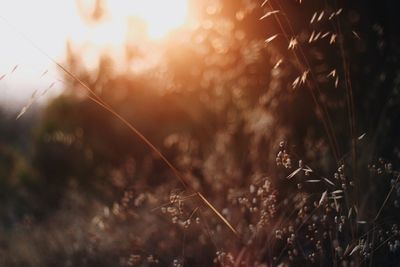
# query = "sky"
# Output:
<box><xmin>0</xmin><ymin>1</ymin><xmax>79</xmax><ymax>110</ymax></box>
<box><xmin>0</xmin><ymin>0</ymin><xmax>189</xmax><ymax>112</ymax></box>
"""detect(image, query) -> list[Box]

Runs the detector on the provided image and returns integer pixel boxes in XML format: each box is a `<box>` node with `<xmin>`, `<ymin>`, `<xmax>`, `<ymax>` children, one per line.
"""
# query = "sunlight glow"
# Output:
<box><xmin>0</xmin><ymin>0</ymin><xmax>190</xmax><ymax>104</ymax></box>
<box><xmin>107</xmin><ymin>0</ymin><xmax>189</xmax><ymax>39</ymax></box>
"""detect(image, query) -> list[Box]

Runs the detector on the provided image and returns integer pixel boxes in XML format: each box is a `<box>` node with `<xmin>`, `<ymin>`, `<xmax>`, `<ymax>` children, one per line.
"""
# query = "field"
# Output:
<box><xmin>0</xmin><ymin>0</ymin><xmax>400</xmax><ymax>266</ymax></box>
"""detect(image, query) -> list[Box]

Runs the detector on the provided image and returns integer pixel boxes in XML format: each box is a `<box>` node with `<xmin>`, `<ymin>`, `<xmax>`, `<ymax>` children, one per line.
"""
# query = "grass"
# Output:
<box><xmin>1</xmin><ymin>0</ymin><xmax>400</xmax><ymax>266</ymax></box>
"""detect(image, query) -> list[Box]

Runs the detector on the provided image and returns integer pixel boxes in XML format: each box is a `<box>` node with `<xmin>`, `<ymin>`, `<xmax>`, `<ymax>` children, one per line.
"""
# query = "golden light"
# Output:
<box><xmin>106</xmin><ymin>0</ymin><xmax>189</xmax><ymax>39</ymax></box>
<box><xmin>0</xmin><ymin>0</ymin><xmax>191</xmax><ymax>103</ymax></box>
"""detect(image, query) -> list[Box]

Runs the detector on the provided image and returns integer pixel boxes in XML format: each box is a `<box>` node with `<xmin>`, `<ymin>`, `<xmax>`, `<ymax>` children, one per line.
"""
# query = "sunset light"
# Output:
<box><xmin>0</xmin><ymin>0</ymin><xmax>190</xmax><ymax>104</ymax></box>
<box><xmin>1</xmin><ymin>1</ymin><xmax>399</xmax><ymax>266</ymax></box>
<box><xmin>107</xmin><ymin>0</ymin><xmax>189</xmax><ymax>39</ymax></box>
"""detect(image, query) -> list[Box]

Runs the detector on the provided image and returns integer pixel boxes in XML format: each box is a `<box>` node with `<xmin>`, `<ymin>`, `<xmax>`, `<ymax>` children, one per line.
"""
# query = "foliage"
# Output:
<box><xmin>1</xmin><ymin>0</ymin><xmax>400</xmax><ymax>266</ymax></box>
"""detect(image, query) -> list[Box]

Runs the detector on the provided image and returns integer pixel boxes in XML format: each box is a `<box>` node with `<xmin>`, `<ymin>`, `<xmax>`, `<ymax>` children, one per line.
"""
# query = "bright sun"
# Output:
<box><xmin>106</xmin><ymin>0</ymin><xmax>189</xmax><ymax>39</ymax></box>
<box><xmin>0</xmin><ymin>0</ymin><xmax>190</xmax><ymax>101</ymax></box>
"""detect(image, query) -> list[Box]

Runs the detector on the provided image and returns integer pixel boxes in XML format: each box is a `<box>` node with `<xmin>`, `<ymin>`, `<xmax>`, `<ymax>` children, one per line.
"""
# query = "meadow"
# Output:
<box><xmin>0</xmin><ymin>0</ymin><xmax>399</xmax><ymax>266</ymax></box>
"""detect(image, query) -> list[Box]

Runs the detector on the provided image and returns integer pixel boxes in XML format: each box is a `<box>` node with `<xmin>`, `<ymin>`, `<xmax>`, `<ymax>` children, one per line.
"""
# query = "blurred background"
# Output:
<box><xmin>0</xmin><ymin>0</ymin><xmax>399</xmax><ymax>266</ymax></box>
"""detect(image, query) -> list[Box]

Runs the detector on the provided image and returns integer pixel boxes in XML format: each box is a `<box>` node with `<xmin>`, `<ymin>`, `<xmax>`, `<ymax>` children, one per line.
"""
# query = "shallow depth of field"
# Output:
<box><xmin>1</xmin><ymin>0</ymin><xmax>400</xmax><ymax>266</ymax></box>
